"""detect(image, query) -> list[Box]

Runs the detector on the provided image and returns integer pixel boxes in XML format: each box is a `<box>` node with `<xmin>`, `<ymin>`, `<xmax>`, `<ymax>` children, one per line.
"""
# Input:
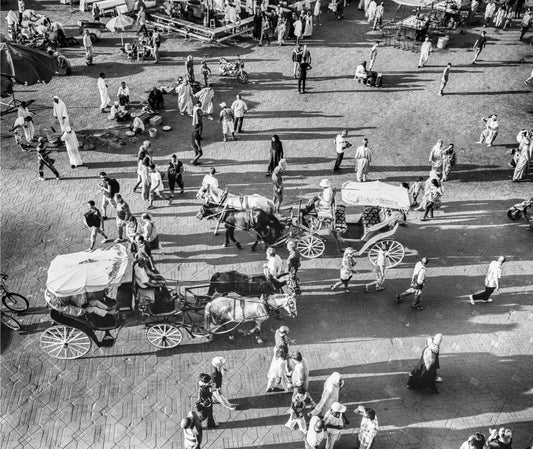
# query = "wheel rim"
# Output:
<box><xmin>40</xmin><ymin>326</ymin><xmax>92</xmax><ymax>359</ymax></box>
<box><xmin>1</xmin><ymin>314</ymin><xmax>21</xmax><ymax>331</ymax></box>
<box><xmin>368</xmin><ymin>240</ymin><xmax>405</xmax><ymax>268</ymax></box>
<box><xmin>146</xmin><ymin>324</ymin><xmax>183</xmax><ymax>348</ymax></box>
<box><xmin>296</xmin><ymin>235</ymin><xmax>325</xmax><ymax>259</ymax></box>
<box><xmin>3</xmin><ymin>293</ymin><xmax>29</xmax><ymax>312</ymax></box>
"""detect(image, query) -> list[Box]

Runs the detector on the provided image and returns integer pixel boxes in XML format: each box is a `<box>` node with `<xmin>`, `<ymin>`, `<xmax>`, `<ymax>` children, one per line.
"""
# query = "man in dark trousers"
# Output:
<box><xmin>191</xmin><ymin>127</ymin><xmax>203</xmax><ymax>165</ymax></box>
<box><xmin>438</xmin><ymin>62</ymin><xmax>452</xmax><ymax>96</ymax></box>
<box><xmin>36</xmin><ymin>138</ymin><xmax>60</xmax><ymax>181</ymax></box>
<box><xmin>196</xmin><ymin>373</ymin><xmax>218</xmax><ymax>428</ymax></box>
<box><xmin>472</xmin><ymin>31</ymin><xmax>487</xmax><ymax>64</ymax></box>
<box><xmin>298</xmin><ymin>60</ymin><xmax>311</xmax><ymax>94</ymax></box>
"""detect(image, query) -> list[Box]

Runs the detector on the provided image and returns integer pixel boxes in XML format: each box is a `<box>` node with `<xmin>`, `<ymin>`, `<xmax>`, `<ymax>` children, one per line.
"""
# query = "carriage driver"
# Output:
<box><xmin>303</xmin><ymin>179</ymin><xmax>334</xmax><ymax>217</ymax></box>
<box><xmin>264</xmin><ymin>247</ymin><xmax>287</xmax><ymax>292</ymax></box>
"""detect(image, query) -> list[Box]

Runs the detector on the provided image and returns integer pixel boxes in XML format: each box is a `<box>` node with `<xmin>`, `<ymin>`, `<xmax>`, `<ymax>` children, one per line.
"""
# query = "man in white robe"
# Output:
<box><xmin>61</xmin><ymin>127</ymin><xmax>83</xmax><ymax>168</ymax></box>
<box><xmin>97</xmin><ymin>72</ymin><xmax>111</xmax><ymax>112</ymax></box>
<box><xmin>418</xmin><ymin>37</ymin><xmax>432</xmax><ymax>68</ymax></box>
<box><xmin>52</xmin><ymin>96</ymin><xmax>70</xmax><ymax>132</ymax></box>
<box><xmin>177</xmin><ymin>79</ymin><xmax>194</xmax><ymax>116</ymax></box>
<box><xmin>195</xmin><ymin>86</ymin><xmax>214</xmax><ymax>119</ymax></box>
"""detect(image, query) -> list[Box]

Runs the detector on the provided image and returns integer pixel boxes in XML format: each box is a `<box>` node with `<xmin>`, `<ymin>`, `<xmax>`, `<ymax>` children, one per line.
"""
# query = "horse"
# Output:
<box><xmin>197</xmin><ymin>185</ymin><xmax>276</xmax><ymax>214</ymax></box>
<box><xmin>207</xmin><ymin>270</ymin><xmax>279</xmax><ymax>296</ymax></box>
<box><xmin>196</xmin><ymin>204</ymin><xmax>285</xmax><ymax>251</ymax></box>
<box><xmin>203</xmin><ymin>292</ymin><xmax>297</xmax><ymax>344</ymax></box>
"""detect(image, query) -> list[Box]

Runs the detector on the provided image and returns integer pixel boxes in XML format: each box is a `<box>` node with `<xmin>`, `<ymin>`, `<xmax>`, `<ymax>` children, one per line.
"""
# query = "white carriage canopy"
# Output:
<box><xmin>341</xmin><ymin>181</ymin><xmax>411</xmax><ymax>210</ymax></box>
<box><xmin>46</xmin><ymin>244</ymin><xmax>128</xmax><ymax>297</ymax></box>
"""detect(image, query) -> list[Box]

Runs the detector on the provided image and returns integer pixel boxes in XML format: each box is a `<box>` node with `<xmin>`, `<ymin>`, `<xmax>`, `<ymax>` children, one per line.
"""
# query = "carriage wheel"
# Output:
<box><xmin>40</xmin><ymin>325</ymin><xmax>92</xmax><ymax>359</ymax></box>
<box><xmin>368</xmin><ymin>240</ymin><xmax>405</xmax><ymax>268</ymax></box>
<box><xmin>146</xmin><ymin>323</ymin><xmax>183</xmax><ymax>349</ymax></box>
<box><xmin>211</xmin><ymin>320</ymin><xmax>241</xmax><ymax>335</ymax></box>
<box><xmin>296</xmin><ymin>234</ymin><xmax>325</xmax><ymax>259</ymax></box>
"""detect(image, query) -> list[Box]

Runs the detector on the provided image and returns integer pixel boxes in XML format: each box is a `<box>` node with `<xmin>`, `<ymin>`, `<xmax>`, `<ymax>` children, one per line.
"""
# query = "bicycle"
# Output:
<box><xmin>1</xmin><ymin>310</ymin><xmax>22</xmax><ymax>331</ymax></box>
<box><xmin>1</xmin><ymin>273</ymin><xmax>29</xmax><ymax>312</ymax></box>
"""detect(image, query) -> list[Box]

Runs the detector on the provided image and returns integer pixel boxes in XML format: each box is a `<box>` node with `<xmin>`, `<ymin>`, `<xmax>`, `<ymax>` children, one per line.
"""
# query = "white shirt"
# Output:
<box><xmin>97</xmin><ymin>77</ymin><xmax>108</xmax><ymax>93</ymax></box>
<box><xmin>118</xmin><ymin>85</ymin><xmax>130</xmax><ymax>97</ymax></box>
<box><xmin>335</xmin><ymin>134</ymin><xmax>348</xmax><ymax>154</ymax></box>
<box><xmin>231</xmin><ymin>99</ymin><xmax>248</xmax><ymax>117</ymax></box>
<box><xmin>202</xmin><ymin>174</ymin><xmax>219</xmax><ymax>190</ymax></box>
<box><xmin>485</xmin><ymin>260</ymin><xmax>502</xmax><ymax>288</ymax></box>
<box><xmin>412</xmin><ymin>261</ymin><xmax>426</xmax><ymax>285</ymax></box>
<box><xmin>82</xmin><ymin>33</ymin><xmax>92</xmax><ymax>48</ymax></box>
<box><xmin>369</xmin><ymin>44</ymin><xmax>378</xmax><ymax>59</ymax></box>
<box><xmin>267</xmin><ymin>255</ymin><xmax>283</xmax><ymax>277</ymax></box>
<box><xmin>306</xmin><ymin>416</ymin><xmax>326</xmax><ymax>446</ymax></box>
<box><xmin>150</xmin><ymin>171</ymin><xmax>163</xmax><ymax>192</ymax></box>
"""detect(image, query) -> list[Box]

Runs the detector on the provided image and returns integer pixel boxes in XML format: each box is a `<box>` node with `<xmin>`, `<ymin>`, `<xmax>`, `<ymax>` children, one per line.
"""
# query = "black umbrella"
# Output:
<box><xmin>0</xmin><ymin>41</ymin><xmax>58</xmax><ymax>85</ymax></box>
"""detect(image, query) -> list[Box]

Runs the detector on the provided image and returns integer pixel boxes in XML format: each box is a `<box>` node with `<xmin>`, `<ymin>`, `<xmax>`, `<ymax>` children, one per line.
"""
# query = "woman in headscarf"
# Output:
<box><xmin>61</xmin><ymin>127</ymin><xmax>83</xmax><ymax>168</ymax></box>
<box><xmin>407</xmin><ymin>333</ymin><xmax>442</xmax><ymax>393</ymax></box>
<box><xmin>211</xmin><ymin>357</ymin><xmax>237</xmax><ymax>410</ymax></box>
<box><xmin>310</xmin><ymin>372</ymin><xmax>344</xmax><ymax>417</ymax></box>
<box><xmin>267</xmin><ymin>135</ymin><xmax>284</xmax><ymax>176</ymax></box>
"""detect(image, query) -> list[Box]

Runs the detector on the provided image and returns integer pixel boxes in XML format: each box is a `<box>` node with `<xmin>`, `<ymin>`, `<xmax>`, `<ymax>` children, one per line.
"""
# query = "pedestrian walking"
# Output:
<box><xmin>231</xmin><ymin>94</ymin><xmax>248</xmax><ymax>133</ymax></box>
<box><xmin>271</xmin><ymin>158</ymin><xmax>287</xmax><ymax>213</ymax></box>
<box><xmin>487</xmin><ymin>427</ymin><xmax>513</xmax><ymax>448</ymax></box>
<box><xmin>259</xmin><ymin>13</ymin><xmax>271</xmax><ymax>46</ymax></box>
<box><xmin>373</xmin><ymin>2</ymin><xmax>384</xmax><ymax>29</ymax></box>
<box><xmin>368</xmin><ymin>42</ymin><xmax>379</xmax><ymax>71</ymax></box>
<box><xmin>151</xmin><ymin>29</ymin><xmax>161</xmax><ymax>63</ymax></box>
<box><xmin>421</xmin><ymin>178</ymin><xmax>443</xmax><ymax>221</ymax></box>
<box><xmin>333</xmin><ymin>130</ymin><xmax>352</xmax><ymax>172</ymax></box>
<box><xmin>294</xmin><ymin>16</ymin><xmax>303</xmax><ymax>44</ymax></box>
<box><xmin>396</xmin><ymin>257</ymin><xmax>429</xmax><ymax>310</ymax></box>
<box><xmin>180</xmin><ymin>414</ymin><xmax>201</xmax><ymax>449</ymax></box>
<box><xmin>52</xmin><ymin>96</ymin><xmax>69</xmax><ymax>132</ymax></box>
<box><xmin>494</xmin><ymin>5</ymin><xmax>506</xmax><ymax>28</ymax></box>
<box><xmin>407</xmin><ymin>333</ymin><xmax>442</xmax><ymax>393</ymax></box>
<box><xmin>477</xmin><ymin>114</ymin><xmax>499</xmax><ymax>147</ymax></box>
<box><xmin>266</xmin><ymin>347</ymin><xmax>291</xmax><ymax>392</ymax></box>
<box><xmin>85</xmin><ymin>200</ymin><xmax>110</xmax><ymax>251</ymax></box>
<box><xmin>211</xmin><ymin>357</ymin><xmax>237</xmax><ymax>410</ymax></box>
<box><xmin>314</xmin><ymin>0</ymin><xmax>323</xmax><ymax>26</ymax></box>
<box><xmin>354</xmin><ymin>138</ymin><xmax>372</xmax><ymax>182</ymax></box>
<box><xmin>418</xmin><ymin>37</ymin><xmax>432</xmax><ymax>68</ymax></box>
<box><xmin>141</xmin><ymin>213</ymin><xmax>161</xmax><ymax>251</ymax></box>
<box><xmin>331</xmin><ymin>247</ymin><xmax>358</xmax><ymax>292</ymax></box>
<box><xmin>310</xmin><ymin>372</ymin><xmax>344</xmax><ymax>417</ymax></box>
<box><xmin>219</xmin><ymin>102</ymin><xmax>235</xmax><ymax>142</ymax></box>
<box><xmin>513</xmin><ymin>137</ymin><xmax>532</xmax><ymax>181</ymax></box>
<box><xmin>484</xmin><ymin>0</ymin><xmax>496</xmax><ymax>26</ymax></box>
<box><xmin>267</xmin><ymin>135</ymin><xmax>284</xmax><ymax>176</ymax></box>
<box><xmin>365</xmin><ymin>246</ymin><xmax>386</xmax><ymax>292</ymax></box>
<box><xmin>276</xmin><ymin>17</ymin><xmax>287</xmax><ymax>45</ymax></box>
<box><xmin>459</xmin><ymin>433</ymin><xmax>486</xmax><ymax>449</ymax></box>
<box><xmin>82</xmin><ymin>29</ymin><xmax>94</xmax><ymax>65</ymax></box>
<box><xmin>195</xmin><ymin>85</ymin><xmax>214</xmax><ymax>121</ymax></box>
<box><xmin>191</xmin><ymin>126</ymin><xmax>203</xmax><ymax>166</ymax></box>
<box><xmin>192</xmin><ymin>101</ymin><xmax>203</xmax><ymax>136</ymax></box>
<box><xmin>275</xmin><ymin>325</ymin><xmax>291</xmax><ymax>354</ymax></box>
<box><xmin>97</xmin><ymin>73</ymin><xmax>111</xmax><ymax>113</ymax></box>
<box><xmin>438</xmin><ymin>63</ymin><xmax>452</xmax><ymax>96</ymax></box>
<box><xmin>114</xmin><ymin>194</ymin><xmax>131</xmax><ymax>242</ymax></box>
<box><xmin>98</xmin><ymin>172</ymin><xmax>119</xmax><ymax>219</ymax></box>
<box><xmin>177</xmin><ymin>78</ymin><xmax>194</xmax><ymax>116</ymax></box>
<box><xmin>61</xmin><ymin>127</ymin><xmax>83</xmax><ymax>168</ymax></box>
<box><xmin>36</xmin><ymin>138</ymin><xmax>60</xmax><ymax>181</ymax></box>
<box><xmin>148</xmin><ymin>164</ymin><xmax>172</xmax><ymax>209</ymax></box>
<box><xmin>323</xmin><ymin>402</ymin><xmax>348</xmax><ymax>449</ymax></box>
<box><xmin>289</xmin><ymin>352</ymin><xmax>314</xmax><ymax>402</ymax></box>
<box><xmin>472</xmin><ymin>31</ymin><xmax>487</xmax><ymax>64</ymax></box>
<box><xmin>137</xmin><ymin>6</ymin><xmax>148</xmax><ymax>35</ymax></box>
<box><xmin>285</xmin><ymin>387</ymin><xmax>307</xmax><ymax>434</ymax></box>
<box><xmin>428</xmin><ymin>139</ymin><xmax>444</xmax><ymax>178</ymax></box>
<box><xmin>519</xmin><ymin>9</ymin><xmax>531</xmax><ymax>40</ymax></box>
<box><xmin>167</xmin><ymin>154</ymin><xmax>184</xmax><ymax>197</ymax></box>
<box><xmin>292</xmin><ymin>44</ymin><xmax>303</xmax><ymax>78</ymax></box>
<box><xmin>306</xmin><ymin>416</ymin><xmax>326</xmax><ymax>449</ymax></box>
<box><xmin>286</xmin><ymin>240</ymin><xmax>302</xmax><ymax>294</ymax></box>
<box><xmin>298</xmin><ymin>59</ymin><xmax>311</xmax><ymax>94</ymax></box>
<box><xmin>366</xmin><ymin>0</ymin><xmax>377</xmax><ymax>23</ymax></box>
<box><xmin>441</xmin><ymin>143</ymin><xmax>456</xmax><ymax>182</ymax></box>
<box><xmin>196</xmin><ymin>373</ymin><xmax>218</xmax><ymax>428</ymax></box>
<box><xmin>354</xmin><ymin>405</ymin><xmax>379</xmax><ymax>449</ymax></box>
<box><xmin>12</xmin><ymin>116</ymin><xmax>33</xmax><ymax>149</ymax></box>
<box><xmin>469</xmin><ymin>256</ymin><xmax>505</xmax><ymax>305</ymax></box>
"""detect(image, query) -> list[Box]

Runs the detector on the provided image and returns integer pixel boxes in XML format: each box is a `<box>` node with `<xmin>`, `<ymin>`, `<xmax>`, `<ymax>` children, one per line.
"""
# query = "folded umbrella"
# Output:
<box><xmin>0</xmin><ymin>41</ymin><xmax>58</xmax><ymax>85</ymax></box>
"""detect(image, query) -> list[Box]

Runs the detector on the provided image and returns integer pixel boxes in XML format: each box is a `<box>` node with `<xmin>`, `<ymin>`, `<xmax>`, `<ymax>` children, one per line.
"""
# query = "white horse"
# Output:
<box><xmin>203</xmin><ymin>293</ymin><xmax>297</xmax><ymax>344</ymax></box>
<box><xmin>197</xmin><ymin>185</ymin><xmax>276</xmax><ymax>214</ymax></box>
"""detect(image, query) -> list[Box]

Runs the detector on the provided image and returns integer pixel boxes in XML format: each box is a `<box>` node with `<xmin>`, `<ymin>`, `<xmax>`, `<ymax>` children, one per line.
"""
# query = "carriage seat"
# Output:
<box><xmin>133</xmin><ymin>264</ymin><xmax>178</xmax><ymax>316</ymax></box>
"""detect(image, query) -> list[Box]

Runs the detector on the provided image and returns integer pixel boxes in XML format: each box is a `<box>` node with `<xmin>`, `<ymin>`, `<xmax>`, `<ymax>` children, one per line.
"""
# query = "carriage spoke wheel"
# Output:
<box><xmin>40</xmin><ymin>325</ymin><xmax>92</xmax><ymax>359</ymax></box>
<box><xmin>146</xmin><ymin>323</ymin><xmax>183</xmax><ymax>348</ymax></box>
<box><xmin>296</xmin><ymin>234</ymin><xmax>325</xmax><ymax>259</ymax></box>
<box><xmin>368</xmin><ymin>240</ymin><xmax>405</xmax><ymax>268</ymax></box>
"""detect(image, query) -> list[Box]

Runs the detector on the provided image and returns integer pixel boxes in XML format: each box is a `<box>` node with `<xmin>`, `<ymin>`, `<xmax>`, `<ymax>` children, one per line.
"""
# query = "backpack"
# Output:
<box><xmin>108</xmin><ymin>177</ymin><xmax>120</xmax><ymax>196</ymax></box>
<box><xmin>84</xmin><ymin>211</ymin><xmax>101</xmax><ymax>228</ymax></box>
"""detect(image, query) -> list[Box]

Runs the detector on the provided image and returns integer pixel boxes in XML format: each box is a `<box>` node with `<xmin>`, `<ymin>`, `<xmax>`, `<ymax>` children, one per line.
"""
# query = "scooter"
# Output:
<box><xmin>219</xmin><ymin>56</ymin><xmax>248</xmax><ymax>84</ymax></box>
<box><xmin>507</xmin><ymin>198</ymin><xmax>533</xmax><ymax>230</ymax></box>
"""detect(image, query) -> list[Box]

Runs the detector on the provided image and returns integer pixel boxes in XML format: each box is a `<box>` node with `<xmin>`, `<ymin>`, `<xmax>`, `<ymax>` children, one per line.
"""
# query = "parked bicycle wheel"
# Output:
<box><xmin>1</xmin><ymin>312</ymin><xmax>21</xmax><ymax>331</ymax></box>
<box><xmin>2</xmin><ymin>292</ymin><xmax>29</xmax><ymax>312</ymax></box>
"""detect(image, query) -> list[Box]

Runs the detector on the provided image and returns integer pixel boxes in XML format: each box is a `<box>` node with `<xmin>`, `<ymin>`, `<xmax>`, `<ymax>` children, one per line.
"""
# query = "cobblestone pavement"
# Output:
<box><xmin>1</xmin><ymin>0</ymin><xmax>533</xmax><ymax>448</ymax></box>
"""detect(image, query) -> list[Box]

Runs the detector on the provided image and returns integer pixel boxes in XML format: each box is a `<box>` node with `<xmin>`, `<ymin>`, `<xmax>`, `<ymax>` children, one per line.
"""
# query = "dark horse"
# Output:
<box><xmin>207</xmin><ymin>271</ymin><xmax>279</xmax><ymax>296</ymax></box>
<box><xmin>196</xmin><ymin>205</ymin><xmax>285</xmax><ymax>250</ymax></box>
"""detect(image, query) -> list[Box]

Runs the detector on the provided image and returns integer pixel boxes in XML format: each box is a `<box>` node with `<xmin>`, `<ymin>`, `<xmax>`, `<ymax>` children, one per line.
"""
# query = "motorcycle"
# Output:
<box><xmin>507</xmin><ymin>198</ymin><xmax>533</xmax><ymax>229</ymax></box>
<box><xmin>219</xmin><ymin>56</ymin><xmax>248</xmax><ymax>84</ymax></box>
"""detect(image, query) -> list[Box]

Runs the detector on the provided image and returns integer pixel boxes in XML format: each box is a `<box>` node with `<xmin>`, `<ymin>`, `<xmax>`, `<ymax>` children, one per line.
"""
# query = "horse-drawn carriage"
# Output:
<box><xmin>40</xmin><ymin>246</ymin><xmax>296</xmax><ymax>359</ymax></box>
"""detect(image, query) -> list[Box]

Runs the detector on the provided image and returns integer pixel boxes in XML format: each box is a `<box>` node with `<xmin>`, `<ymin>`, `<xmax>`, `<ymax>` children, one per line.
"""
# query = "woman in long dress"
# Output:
<box><xmin>267</xmin><ymin>135</ymin><xmax>284</xmax><ymax>176</ymax></box>
<box><xmin>513</xmin><ymin>144</ymin><xmax>531</xmax><ymax>182</ymax></box>
<box><xmin>366</xmin><ymin>0</ymin><xmax>377</xmax><ymax>23</ymax></box>
<box><xmin>195</xmin><ymin>86</ymin><xmax>214</xmax><ymax>120</ymax></box>
<box><xmin>303</xmin><ymin>11</ymin><xmax>313</xmax><ymax>37</ymax></box>
<box><xmin>428</xmin><ymin>139</ymin><xmax>444</xmax><ymax>178</ymax></box>
<box><xmin>407</xmin><ymin>334</ymin><xmax>442</xmax><ymax>393</ymax></box>
<box><xmin>177</xmin><ymin>79</ymin><xmax>194</xmax><ymax>116</ymax></box>
<box><xmin>61</xmin><ymin>127</ymin><xmax>83</xmax><ymax>168</ymax></box>
<box><xmin>266</xmin><ymin>347</ymin><xmax>291</xmax><ymax>392</ymax></box>
<box><xmin>310</xmin><ymin>372</ymin><xmax>344</xmax><ymax>417</ymax></box>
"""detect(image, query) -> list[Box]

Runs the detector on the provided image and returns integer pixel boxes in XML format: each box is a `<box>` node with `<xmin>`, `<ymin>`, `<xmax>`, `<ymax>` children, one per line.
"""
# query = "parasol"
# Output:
<box><xmin>0</xmin><ymin>41</ymin><xmax>58</xmax><ymax>85</ymax></box>
<box><xmin>46</xmin><ymin>245</ymin><xmax>129</xmax><ymax>297</ymax></box>
<box><xmin>105</xmin><ymin>14</ymin><xmax>134</xmax><ymax>46</ymax></box>
<box><xmin>341</xmin><ymin>180</ymin><xmax>411</xmax><ymax>210</ymax></box>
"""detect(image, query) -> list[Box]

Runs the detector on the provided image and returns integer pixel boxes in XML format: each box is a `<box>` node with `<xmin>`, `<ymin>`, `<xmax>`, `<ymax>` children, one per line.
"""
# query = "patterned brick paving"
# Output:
<box><xmin>1</xmin><ymin>0</ymin><xmax>532</xmax><ymax>448</ymax></box>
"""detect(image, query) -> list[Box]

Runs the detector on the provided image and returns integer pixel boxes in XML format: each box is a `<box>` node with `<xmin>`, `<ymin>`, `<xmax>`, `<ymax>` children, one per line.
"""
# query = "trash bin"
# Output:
<box><xmin>437</xmin><ymin>36</ymin><xmax>449</xmax><ymax>49</ymax></box>
<box><xmin>149</xmin><ymin>128</ymin><xmax>157</xmax><ymax>138</ymax></box>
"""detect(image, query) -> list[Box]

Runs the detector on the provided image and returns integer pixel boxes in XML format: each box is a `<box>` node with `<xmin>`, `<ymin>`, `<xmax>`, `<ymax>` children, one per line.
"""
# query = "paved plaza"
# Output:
<box><xmin>1</xmin><ymin>0</ymin><xmax>533</xmax><ymax>448</ymax></box>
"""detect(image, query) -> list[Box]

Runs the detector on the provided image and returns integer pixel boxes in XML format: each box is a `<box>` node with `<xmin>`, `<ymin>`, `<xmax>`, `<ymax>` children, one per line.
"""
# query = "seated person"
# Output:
<box><xmin>109</xmin><ymin>101</ymin><xmax>131</xmax><ymax>121</ymax></box>
<box><xmin>130</xmin><ymin>115</ymin><xmax>146</xmax><ymax>134</ymax></box>
<box><xmin>134</xmin><ymin>259</ymin><xmax>167</xmax><ymax>289</ymax></box>
<box><xmin>354</xmin><ymin>61</ymin><xmax>368</xmax><ymax>82</ymax></box>
<box><xmin>147</xmin><ymin>86</ymin><xmax>164</xmax><ymax>112</ymax></box>
<box><xmin>45</xmin><ymin>289</ymin><xmax>117</xmax><ymax>319</ymax></box>
<box><xmin>303</xmin><ymin>178</ymin><xmax>334</xmax><ymax>216</ymax></box>
<box><xmin>53</xmin><ymin>51</ymin><xmax>72</xmax><ymax>76</ymax></box>
<box><xmin>117</xmin><ymin>81</ymin><xmax>130</xmax><ymax>107</ymax></box>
